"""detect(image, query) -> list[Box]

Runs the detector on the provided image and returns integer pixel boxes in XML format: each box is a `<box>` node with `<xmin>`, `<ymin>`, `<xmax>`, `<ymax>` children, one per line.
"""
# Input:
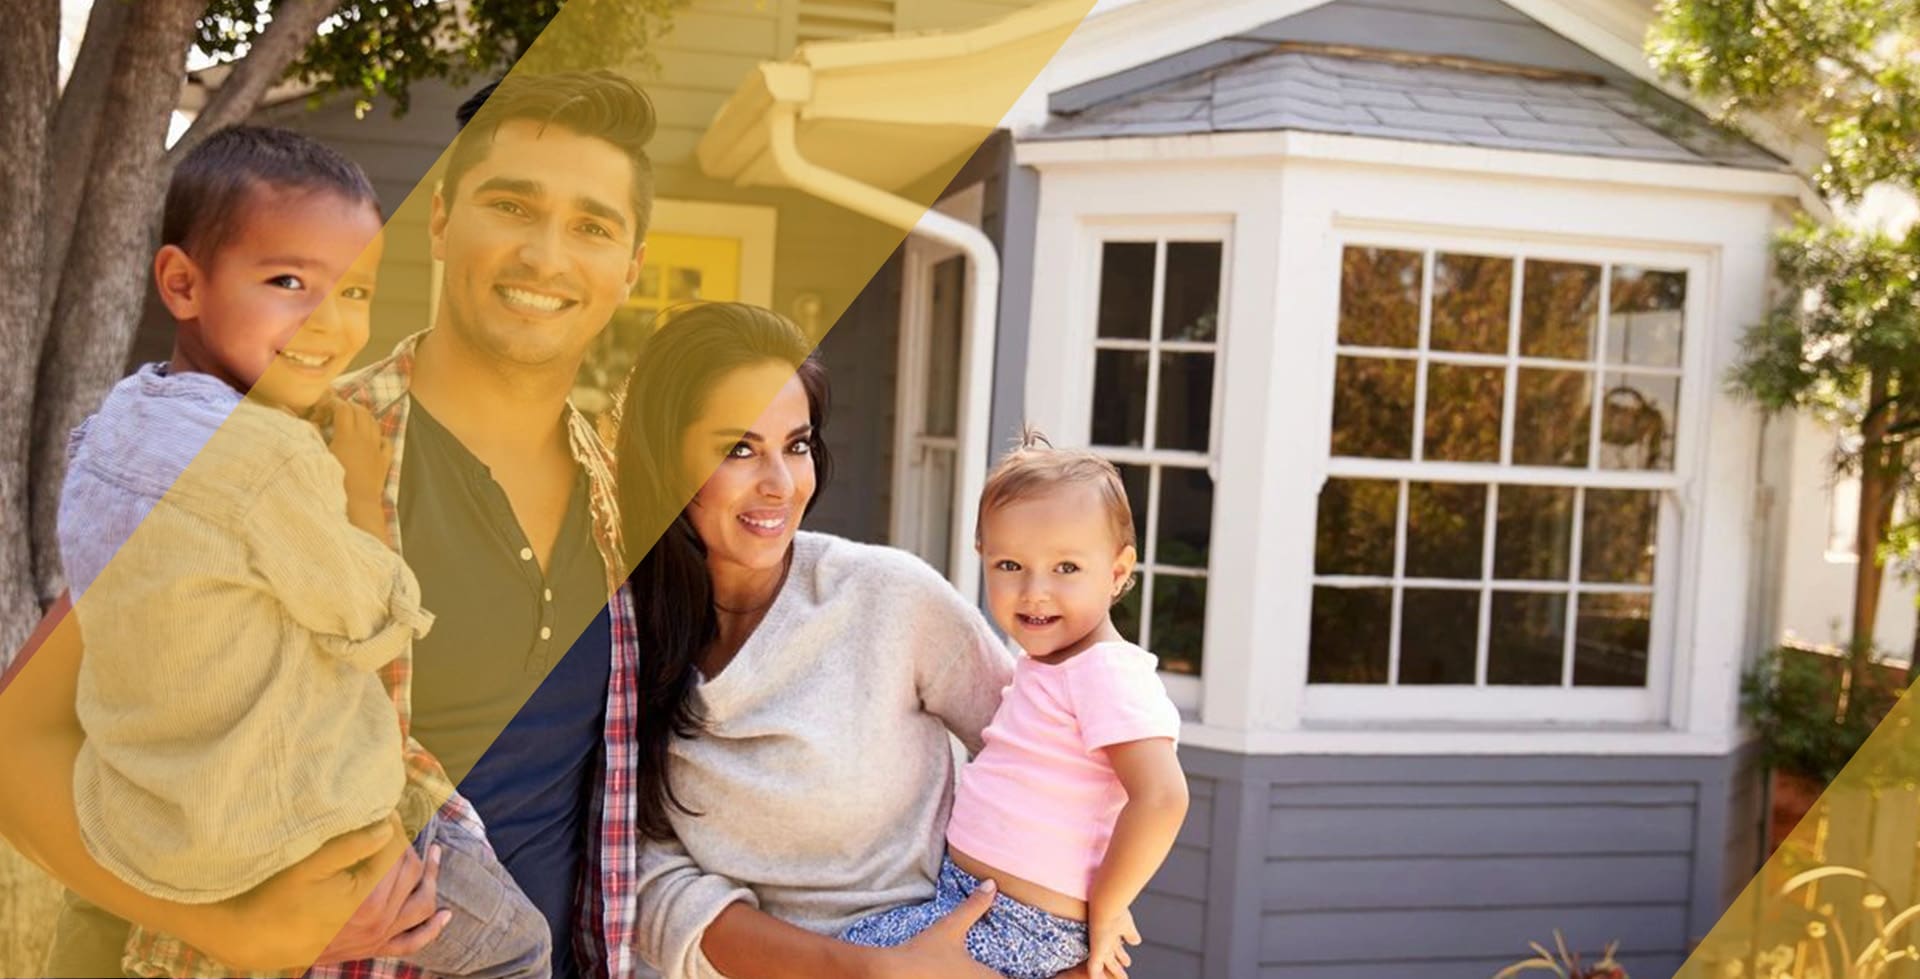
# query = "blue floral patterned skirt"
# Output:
<box><xmin>840</xmin><ymin>854</ymin><xmax>1090</xmax><ymax>979</ymax></box>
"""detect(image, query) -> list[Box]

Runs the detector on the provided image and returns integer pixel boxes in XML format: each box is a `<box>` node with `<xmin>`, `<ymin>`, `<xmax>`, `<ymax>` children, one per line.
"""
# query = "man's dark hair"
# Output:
<box><xmin>162</xmin><ymin>125</ymin><xmax>380</xmax><ymax>262</ymax></box>
<box><xmin>443</xmin><ymin>70</ymin><xmax>658</xmax><ymax>242</ymax></box>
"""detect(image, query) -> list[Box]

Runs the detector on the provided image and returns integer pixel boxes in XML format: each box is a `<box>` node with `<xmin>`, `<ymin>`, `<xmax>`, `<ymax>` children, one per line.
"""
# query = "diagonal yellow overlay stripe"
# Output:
<box><xmin>1681</xmin><ymin>684</ymin><xmax>1920</xmax><ymax>978</ymax></box>
<box><xmin>0</xmin><ymin>0</ymin><xmax>1095</xmax><ymax>973</ymax></box>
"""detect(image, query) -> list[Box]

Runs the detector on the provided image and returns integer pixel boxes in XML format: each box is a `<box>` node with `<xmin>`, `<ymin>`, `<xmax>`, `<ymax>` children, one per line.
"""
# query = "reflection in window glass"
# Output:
<box><xmin>1339</xmin><ymin>247</ymin><xmax>1422</xmax><ymax>349</ymax></box>
<box><xmin>1598</xmin><ymin>373</ymin><xmax>1680</xmax><ymax>471</ymax></box>
<box><xmin>1494</xmin><ymin>485</ymin><xmax>1575</xmax><ymax>581</ymax></box>
<box><xmin>1165</xmin><ymin>242</ymin><xmax>1222</xmax><ymax>341</ymax></box>
<box><xmin>669</xmin><ymin>268</ymin><xmax>703</xmax><ymax>301</ymax></box>
<box><xmin>1315</xmin><ymin>478</ymin><xmax>1399</xmax><ymax>577</ymax></box>
<box><xmin>1332</xmin><ymin>357</ymin><xmax>1415</xmax><ymax>459</ymax></box>
<box><xmin>1113</xmin><ymin>586</ymin><xmax>1142</xmax><ymax>646</ymax></box>
<box><xmin>1309</xmin><ymin>587</ymin><xmax>1392</xmax><ymax>683</ymax></box>
<box><xmin>1423</xmin><ymin>363</ymin><xmax>1503</xmax><ymax>463</ymax></box>
<box><xmin>1157</xmin><ymin>468</ymin><xmax>1214</xmax><ymax>569</ymax></box>
<box><xmin>1091</xmin><ymin>349</ymin><xmax>1148</xmax><ymax>447</ymax></box>
<box><xmin>1431</xmin><ymin>253</ymin><xmax>1512</xmax><ymax>354</ymax></box>
<box><xmin>1581</xmin><ymin>489</ymin><xmax>1658</xmax><ymax>584</ymax></box>
<box><xmin>1399</xmin><ymin>589</ymin><xmax>1478</xmax><ymax>684</ymax></box>
<box><xmin>1488</xmin><ymin>590</ymin><xmax>1567</xmax><ymax>685</ymax></box>
<box><xmin>1157</xmin><ymin>352</ymin><xmax>1214</xmax><ymax>452</ymax></box>
<box><xmin>1607</xmin><ymin>266</ymin><xmax>1686</xmax><ymax>368</ymax></box>
<box><xmin>1575</xmin><ymin>592</ymin><xmax>1650</xmax><ymax>686</ymax></box>
<box><xmin>1512</xmin><ymin>368</ymin><xmax>1592</xmax><ymax>468</ymax></box>
<box><xmin>1405</xmin><ymin>482</ymin><xmax>1485</xmax><ymax>580</ymax></box>
<box><xmin>1116</xmin><ymin>464</ymin><xmax>1150</xmax><ymax>555</ymax></box>
<box><xmin>1521</xmin><ymin>260</ymin><xmax>1600</xmax><ymax>361</ymax></box>
<box><xmin>1098</xmin><ymin>242</ymin><xmax>1154</xmax><ymax>339</ymax></box>
<box><xmin>1152</xmin><ymin>576</ymin><xmax>1207</xmax><ymax>675</ymax></box>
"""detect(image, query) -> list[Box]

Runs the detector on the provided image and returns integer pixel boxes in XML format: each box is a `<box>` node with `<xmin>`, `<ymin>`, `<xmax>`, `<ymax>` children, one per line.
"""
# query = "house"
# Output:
<box><xmin>197</xmin><ymin>0</ymin><xmax>1842</xmax><ymax>973</ymax></box>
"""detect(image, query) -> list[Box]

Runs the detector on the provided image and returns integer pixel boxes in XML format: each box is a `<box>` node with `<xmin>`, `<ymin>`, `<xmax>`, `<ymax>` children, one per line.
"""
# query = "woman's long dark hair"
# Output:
<box><xmin>617</xmin><ymin>302</ymin><xmax>832</xmax><ymax>840</ymax></box>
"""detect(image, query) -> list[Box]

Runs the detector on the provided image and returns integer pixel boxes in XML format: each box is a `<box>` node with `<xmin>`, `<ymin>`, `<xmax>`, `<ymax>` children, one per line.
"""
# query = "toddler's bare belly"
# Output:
<box><xmin>948</xmin><ymin>846</ymin><xmax>1087</xmax><ymax>921</ymax></box>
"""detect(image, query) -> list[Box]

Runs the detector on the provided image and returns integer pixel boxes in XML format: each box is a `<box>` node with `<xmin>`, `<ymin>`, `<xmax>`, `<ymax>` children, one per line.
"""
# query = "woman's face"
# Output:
<box><xmin>682</xmin><ymin>360</ymin><xmax>817</xmax><ymax>575</ymax></box>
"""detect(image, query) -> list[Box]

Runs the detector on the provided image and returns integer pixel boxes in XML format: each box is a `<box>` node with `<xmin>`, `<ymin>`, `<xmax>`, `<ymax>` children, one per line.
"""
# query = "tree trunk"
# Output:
<box><xmin>0</xmin><ymin>2</ymin><xmax>61</xmax><ymax>666</ymax></box>
<box><xmin>40</xmin><ymin>0</ymin><xmax>133</xmax><ymax>324</ymax></box>
<box><xmin>1850</xmin><ymin>368</ymin><xmax>1898</xmax><ymax>721</ymax></box>
<box><xmin>27</xmin><ymin>0</ymin><xmax>201</xmax><ymax>607</ymax></box>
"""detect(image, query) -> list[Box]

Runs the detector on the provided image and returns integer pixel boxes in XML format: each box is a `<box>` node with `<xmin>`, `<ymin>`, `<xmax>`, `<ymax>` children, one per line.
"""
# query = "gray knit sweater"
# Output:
<box><xmin>635</xmin><ymin>531</ymin><xmax>1014</xmax><ymax>979</ymax></box>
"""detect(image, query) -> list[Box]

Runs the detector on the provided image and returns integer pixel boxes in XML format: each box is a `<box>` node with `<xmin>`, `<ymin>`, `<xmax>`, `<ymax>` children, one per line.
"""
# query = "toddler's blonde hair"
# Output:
<box><xmin>977</xmin><ymin>427</ymin><xmax>1138</xmax><ymax>601</ymax></box>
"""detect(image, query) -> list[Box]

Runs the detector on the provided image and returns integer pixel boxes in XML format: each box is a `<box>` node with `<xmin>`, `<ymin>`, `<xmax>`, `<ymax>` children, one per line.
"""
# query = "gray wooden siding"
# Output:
<box><xmin>1148</xmin><ymin>746</ymin><xmax>1764</xmax><ymax>979</ymax></box>
<box><xmin>807</xmin><ymin>250</ymin><xmax>902</xmax><ymax>544</ymax></box>
<box><xmin>896</xmin><ymin>0</ymin><xmax>1037</xmax><ymax>33</ymax></box>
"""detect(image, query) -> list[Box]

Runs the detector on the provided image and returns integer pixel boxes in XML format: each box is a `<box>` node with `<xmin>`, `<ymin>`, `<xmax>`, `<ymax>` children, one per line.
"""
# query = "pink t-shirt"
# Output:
<box><xmin>944</xmin><ymin>641</ymin><xmax>1182</xmax><ymax>901</ymax></box>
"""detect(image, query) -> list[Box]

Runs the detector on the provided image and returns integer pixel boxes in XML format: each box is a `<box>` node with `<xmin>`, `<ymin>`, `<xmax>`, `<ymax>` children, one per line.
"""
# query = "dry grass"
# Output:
<box><xmin>0</xmin><ymin>841</ymin><xmax>61</xmax><ymax>976</ymax></box>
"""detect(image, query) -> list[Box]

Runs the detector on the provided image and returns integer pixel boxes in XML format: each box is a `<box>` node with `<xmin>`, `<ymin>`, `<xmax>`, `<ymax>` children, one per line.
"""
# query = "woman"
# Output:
<box><xmin>620</xmin><ymin>304</ymin><xmax>1085</xmax><ymax>979</ymax></box>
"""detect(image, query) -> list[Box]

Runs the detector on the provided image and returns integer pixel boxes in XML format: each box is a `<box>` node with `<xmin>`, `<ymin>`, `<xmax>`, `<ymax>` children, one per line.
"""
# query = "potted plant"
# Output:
<box><xmin>1742</xmin><ymin>645</ymin><xmax>1901</xmax><ymax>850</ymax></box>
<box><xmin>1494</xmin><ymin>931</ymin><xmax>1627</xmax><ymax>979</ymax></box>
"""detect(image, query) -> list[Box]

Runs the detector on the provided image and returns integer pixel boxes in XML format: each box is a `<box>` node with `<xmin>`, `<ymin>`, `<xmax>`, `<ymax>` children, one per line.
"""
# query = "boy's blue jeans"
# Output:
<box><xmin>49</xmin><ymin>813</ymin><xmax>551</xmax><ymax>979</ymax></box>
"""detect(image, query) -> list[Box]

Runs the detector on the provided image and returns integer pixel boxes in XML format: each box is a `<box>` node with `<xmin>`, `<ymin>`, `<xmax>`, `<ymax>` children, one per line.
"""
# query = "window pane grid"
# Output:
<box><xmin>1318</xmin><ymin>246</ymin><xmax>1680</xmax><ymax>693</ymax></box>
<box><xmin>1090</xmin><ymin>238</ymin><xmax>1225</xmax><ymax>676</ymax></box>
<box><xmin>1331</xmin><ymin>250</ymin><xmax>1684</xmax><ymax>472</ymax></box>
<box><xmin>1312</xmin><ymin>475</ymin><xmax>1658</xmax><ymax>689</ymax></box>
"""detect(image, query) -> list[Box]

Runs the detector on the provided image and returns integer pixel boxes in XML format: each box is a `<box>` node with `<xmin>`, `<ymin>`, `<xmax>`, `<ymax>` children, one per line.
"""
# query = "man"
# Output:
<box><xmin>0</xmin><ymin>70</ymin><xmax>654</xmax><ymax>979</ymax></box>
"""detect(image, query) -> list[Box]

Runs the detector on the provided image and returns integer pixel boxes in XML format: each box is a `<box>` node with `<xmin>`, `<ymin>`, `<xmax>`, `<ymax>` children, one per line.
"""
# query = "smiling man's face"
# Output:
<box><xmin>431</xmin><ymin>118</ymin><xmax>643</xmax><ymax>374</ymax></box>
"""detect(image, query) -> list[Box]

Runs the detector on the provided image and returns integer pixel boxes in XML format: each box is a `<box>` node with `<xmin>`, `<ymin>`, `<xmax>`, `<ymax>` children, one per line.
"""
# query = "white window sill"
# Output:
<box><xmin>1176</xmin><ymin>721</ymin><xmax>1746</xmax><ymax>757</ymax></box>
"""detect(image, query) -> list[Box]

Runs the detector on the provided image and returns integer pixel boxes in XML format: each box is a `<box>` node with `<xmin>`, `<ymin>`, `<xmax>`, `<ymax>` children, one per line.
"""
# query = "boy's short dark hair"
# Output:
<box><xmin>442</xmin><ymin>70</ymin><xmax>658</xmax><ymax>242</ymax></box>
<box><xmin>162</xmin><ymin>125</ymin><xmax>380</xmax><ymax>262</ymax></box>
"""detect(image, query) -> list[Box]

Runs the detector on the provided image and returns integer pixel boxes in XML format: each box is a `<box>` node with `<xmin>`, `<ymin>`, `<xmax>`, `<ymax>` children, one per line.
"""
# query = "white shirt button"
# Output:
<box><xmin>544</xmin><ymin>588</ymin><xmax>553</xmax><ymax>602</ymax></box>
<box><xmin>520</xmin><ymin>547</ymin><xmax>534</xmax><ymax>561</ymax></box>
<box><xmin>540</xmin><ymin>626</ymin><xmax>553</xmax><ymax>640</ymax></box>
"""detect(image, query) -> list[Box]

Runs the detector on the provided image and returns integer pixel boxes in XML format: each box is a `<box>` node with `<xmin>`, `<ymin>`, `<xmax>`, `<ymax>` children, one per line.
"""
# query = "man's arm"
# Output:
<box><xmin>0</xmin><ymin>594</ymin><xmax>408</xmax><ymax>969</ymax></box>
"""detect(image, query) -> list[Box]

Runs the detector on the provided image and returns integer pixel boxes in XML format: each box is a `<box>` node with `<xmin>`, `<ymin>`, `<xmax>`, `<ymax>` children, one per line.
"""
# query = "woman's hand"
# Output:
<box><xmin>870</xmin><ymin>879</ymin><xmax>1000</xmax><ymax>979</ymax></box>
<box><xmin>312</xmin><ymin>818</ymin><xmax>451</xmax><ymax>964</ymax></box>
<box><xmin>1084</xmin><ymin>906</ymin><xmax>1139</xmax><ymax>979</ymax></box>
<box><xmin>212</xmin><ymin>813</ymin><xmax>438</xmax><ymax>970</ymax></box>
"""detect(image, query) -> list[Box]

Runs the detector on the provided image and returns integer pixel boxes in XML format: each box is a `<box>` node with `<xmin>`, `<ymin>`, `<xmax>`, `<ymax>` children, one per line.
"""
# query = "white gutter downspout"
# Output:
<box><xmin>766</xmin><ymin>104</ymin><xmax>1000</xmax><ymax>601</ymax></box>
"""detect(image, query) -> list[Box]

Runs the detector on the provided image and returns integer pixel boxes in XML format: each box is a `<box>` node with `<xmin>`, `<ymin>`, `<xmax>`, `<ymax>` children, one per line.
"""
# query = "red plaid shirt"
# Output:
<box><xmin>126</xmin><ymin>332</ymin><xmax>640</xmax><ymax>979</ymax></box>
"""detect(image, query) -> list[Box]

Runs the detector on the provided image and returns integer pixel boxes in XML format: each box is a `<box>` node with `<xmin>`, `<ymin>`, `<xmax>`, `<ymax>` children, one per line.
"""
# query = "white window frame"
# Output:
<box><xmin>1305</xmin><ymin>227</ymin><xmax>1713</xmax><ymax>726</ymax></box>
<box><xmin>1058</xmin><ymin>218</ymin><xmax>1235</xmax><ymax>713</ymax></box>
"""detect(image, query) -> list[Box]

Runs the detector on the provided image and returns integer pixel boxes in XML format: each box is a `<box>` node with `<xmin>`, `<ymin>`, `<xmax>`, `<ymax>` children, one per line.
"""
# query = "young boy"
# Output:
<box><xmin>57</xmin><ymin>125</ymin><xmax>549</xmax><ymax>979</ymax></box>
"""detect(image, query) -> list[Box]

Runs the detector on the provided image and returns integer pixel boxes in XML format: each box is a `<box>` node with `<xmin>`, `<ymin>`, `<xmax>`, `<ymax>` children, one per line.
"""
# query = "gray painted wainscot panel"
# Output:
<box><xmin>1137</xmin><ymin>746</ymin><xmax>1762</xmax><ymax>978</ymax></box>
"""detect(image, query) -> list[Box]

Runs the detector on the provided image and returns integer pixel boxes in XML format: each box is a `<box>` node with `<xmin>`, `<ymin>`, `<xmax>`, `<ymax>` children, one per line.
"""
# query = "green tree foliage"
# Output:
<box><xmin>0</xmin><ymin>0</ymin><xmax>682</xmax><ymax>663</ymax></box>
<box><xmin>1650</xmin><ymin>0</ymin><xmax>1920</xmax><ymax>699</ymax></box>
